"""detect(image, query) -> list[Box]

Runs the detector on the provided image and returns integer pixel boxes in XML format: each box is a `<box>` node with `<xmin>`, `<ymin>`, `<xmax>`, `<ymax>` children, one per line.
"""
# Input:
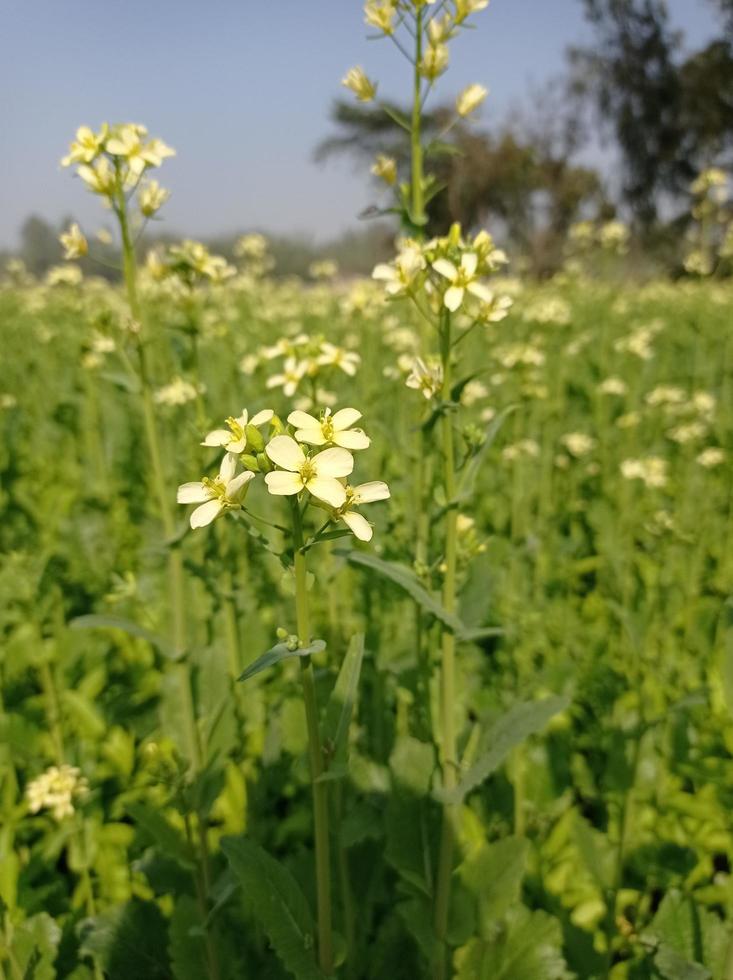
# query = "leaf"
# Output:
<box><xmin>336</xmin><ymin>550</ymin><xmax>463</xmax><ymax>633</ymax></box>
<box><xmin>169</xmin><ymin>896</ymin><xmax>208</xmax><ymax>980</ymax></box>
<box><xmin>7</xmin><ymin>913</ymin><xmax>61</xmax><ymax>980</ymax></box>
<box><xmin>574</xmin><ymin>813</ymin><xmax>614</xmax><ymax>891</ymax></box>
<box><xmin>69</xmin><ymin>614</ymin><xmax>172</xmax><ymax>658</ymax></box>
<box><xmin>238</xmin><ymin>639</ymin><xmax>326</xmax><ymax>682</ymax></box>
<box><xmin>425</xmin><ymin>140</ymin><xmax>464</xmax><ymax>159</ymax></box>
<box><xmin>382</xmin><ymin>104</ymin><xmax>412</xmax><ymax>132</ymax></box>
<box><xmin>643</xmin><ymin>890</ymin><xmax>728</xmax><ymax>980</ymax></box>
<box><xmin>78</xmin><ymin>900</ymin><xmax>171</xmax><ymax>979</ymax></box>
<box><xmin>99</xmin><ymin>370</ymin><xmax>140</xmax><ymax>393</ymax></box>
<box><xmin>127</xmin><ymin>802</ymin><xmax>193</xmax><ymax>869</ymax></box>
<box><xmin>459</xmin><ymin>836</ymin><xmax>529</xmax><ymax>924</ymax></box>
<box><xmin>454</xmin><ymin>906</ymin><xmax>571</xmax><ymax>980</ymax></box>
<box><xmin>62</xmin><ymin>690</ymin><xmax>106</xmax><ymax>738</ymax></box>
<box><xmin>321</xmin><ymin>634</ymin><xmax>364</xmax><ymax>771</ymax></box>
<box><xmin>458</xmin><ymin>405</ymin><xmax>518</xmax><ymax>499</ymax></box>
<box><xmin>222</xmin><ymin>836</ymin><xmax>325</xmax><ymax>980</ymax></box>
<box><xmin>653</xmin><ymin>944</ymin><xmax>710</xmax><ymax>980</ymax></box>
<box><xmin>389</xmin><ymin>735</ymin><xmax>435</xmax><ymax>797</ymax></box>
<box><xmin>441</xmin><ymin>695</ymin><xmax>570</xmax><ymax>804</ymax></box>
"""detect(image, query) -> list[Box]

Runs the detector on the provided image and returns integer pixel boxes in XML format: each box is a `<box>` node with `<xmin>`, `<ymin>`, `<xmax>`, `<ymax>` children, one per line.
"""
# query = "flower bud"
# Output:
<box><xmin>456</xmin><ymin>84</ymin><xmax>488</xmax><ymax>117</ymax></box>
<box><xmin>246</xmin><ymin>424</ymin><xmax>265</xmax><ymax>452</ymax></box>
<box><xmin>241</xmin><ymin>453</ymin><xmax>260</xmax><ymax>472</ymax></box>
<box><xmin>342</xmin><ymin>66</ymin><xmax>377</xmax><ymax>102</ymax></box>
<box><xmin>371</xmin><ymin>154</ymin><xmax>397</xmax><ymax>186</ymax></box>
<box><xmin>256</xmin><ymin>452</ymin><xmax>272</xmax><ymax>473</ymax></box>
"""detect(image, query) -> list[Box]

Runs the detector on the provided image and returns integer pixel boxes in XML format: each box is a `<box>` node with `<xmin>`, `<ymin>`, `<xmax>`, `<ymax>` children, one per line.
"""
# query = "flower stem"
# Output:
<box><xmin>433</xmin><ymin>309</ymin><xmax>458</xmax><ymax>980</ymax></box>
<box><xmin>410</xmin><ymin>8</ymin><xmax>425</xmax><ymax>229</ymax></box>
<box><xmin>290</xmin><ymin>499</ymin><xmax>333</xmax><ymax>975</ymax></box>
<box><xmin>115</xmin><ymin>184</ymin><xmax>201</xmax><ymax>772</ymax></box>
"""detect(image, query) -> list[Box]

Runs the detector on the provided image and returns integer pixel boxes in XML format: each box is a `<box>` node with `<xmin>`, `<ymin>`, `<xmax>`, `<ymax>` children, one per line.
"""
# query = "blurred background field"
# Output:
<box><xmin>2</xmin><ymin>2</ymin><xmax>733</xmax><ymax>979</ymax></box>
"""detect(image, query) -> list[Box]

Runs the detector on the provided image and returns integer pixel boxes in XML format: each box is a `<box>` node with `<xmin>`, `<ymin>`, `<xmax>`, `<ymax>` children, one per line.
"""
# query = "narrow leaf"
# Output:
<box><xmin>70</xmin><ymin>615</ymin><xmax>172</xmax><ymax>658</ymax></box>
<box><xmin>238</xmin><ymin>640</ymin><xmax>326</xmax><ymax>683</ymax></box>
<box><xmin>322</xmin><ymin>634</ymin><xmax>364</xmax><ymax>770</ymax></box>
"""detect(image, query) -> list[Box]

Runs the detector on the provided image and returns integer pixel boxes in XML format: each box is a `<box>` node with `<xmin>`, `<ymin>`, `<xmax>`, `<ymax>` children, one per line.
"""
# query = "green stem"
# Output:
<box><xmin>115</xmin><ymin>183</ymin><xmax>201</xmax><ymax>772</ymax></box>
<box><xmin>290</xmin><ymin>499</ymin><xmax>333</xmax><ymax>975</ymax></box>
<box><xmin>410</xmin><ymin>8</ymin><xmax>425</xmax><ymax>229</ymax></box>
<box><xmin>433</xmin><ymin>310</ymin><xmax>458</xmax><ymax>980</ymax></box>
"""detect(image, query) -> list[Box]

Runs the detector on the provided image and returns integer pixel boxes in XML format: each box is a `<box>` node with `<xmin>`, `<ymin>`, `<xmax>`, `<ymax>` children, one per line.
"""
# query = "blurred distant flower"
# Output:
<box><xmin>317</xmin><ymin>341</ymin><xmax>360</xmax><ymax>376</ymax></box>
<box><xmin>106</xmin><ymin>123</ymin><xmax>175</xmax><ymax>176</ymax></box>
<box><xmin>371</xmin><ymin>154</ymin><xmax>397</xmax><ymax>186</ymax></box>
<box><xmin>419</xmin><ymin>43</ymin><xmax>449</xmax><ymax>80</ymax></box>
<box><xmin>342</xmin><ymin>66</ymin><xmax>377</xmax><ymax>102</ymax></box>
<box><xmin>61</xmin><ymin>124</ymin><xmax>109</xmax><ymax>167</ymax></box>
<box><xmin>364</xmin><ymin>0</ymin><xmax>397</xmax><ymax>34</ymax></box>
<box><xmin>697</xmin><ymin>447</ymin><xmax>725</xmax><ymax>468</ymax></box>
<box><xmin>620</xmin><ymin>457</ymin><xmax>668</xmax><ymax>488</ymax></box>
<box><xmin>27</xmin><ymin>765</ymin><xmax>89</xmax><ymax>822</ymax></box>
<box><xmin>60</xmin><ymin>223</ymin><xmax>88</xmax><ymax>260</ymax></box>
<box><xmin>405</xmin><ymin>356</ymin><xmax>443</xmax><ymax>399</ymax></box>
<box><xmin>139</xmin><ymin>179</ymin><xmax>170</xmax><ymax>217</ymax></box>
<box><xmin>456</xmin><ymin>83</ymin><xmax>487</xmax><ymax>117</ymax></box>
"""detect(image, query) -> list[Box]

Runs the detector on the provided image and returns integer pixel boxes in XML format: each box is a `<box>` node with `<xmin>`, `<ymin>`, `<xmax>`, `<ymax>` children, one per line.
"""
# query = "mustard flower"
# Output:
<box><xmin>288</xmin><ymin>407</ymin><xmax>370</xmax><ymax>450</ymax></box>
<box><xmin>371</xmin><ymin>154</ymin><xmax>397</xmax><ymax>186</ymax></box>
<box><xmin>61</xmin><ymin>124</ymin><xmax>109</xmax><ymax>167</ymax></box>
<box><xmin>342</xmin><ymin>67</ymin><xmax>377</xmax><ymax>102</ymax></box>
<box><xmin>139</xmin><ymin>179</ymin><xmax>170</xmax><ymax>217</ymax></box>
<box><xmin>177</xmin><ymin>453</ymin><xmax>254</xmax><ymax>529</ymax></box>
<box><xmin>456</xmin><ymin>84</ymin><xmax>488</xmax><ymax>117</ymax></box>
<box><xmin>432</xmin><ymin>252</ymin><xmax>493</xmax><ymax>311</ymax></box>
<box><xmin>336</xmin><ymin>481</ymin><xmax>391</xmax><ymax>541</ymax></box>
<box><xmin>60</xmin><ymin>223</ymin><xmax>88</xmax><ymax>260</ymax></box>
<box><xmin>202</xmin><ymin>408</ymin><xmax>274</xmax><ymax>454</ymax></box>
<box><xmin>264</xmin><ymin>436</ymin><xmax>353</xmax><ymax>507</ymax></box>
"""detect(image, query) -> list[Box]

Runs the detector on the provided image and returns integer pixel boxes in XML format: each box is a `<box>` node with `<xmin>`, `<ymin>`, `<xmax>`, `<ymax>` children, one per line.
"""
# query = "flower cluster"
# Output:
<box><xmin>179</xmin><ymin>406</ymin><xmax>389</xmax><ymax>541</ymax></box>
<box><xmin>26</xmin><ymin>765</ymin><xmax>89</xmax><ymax>821</ymax></box>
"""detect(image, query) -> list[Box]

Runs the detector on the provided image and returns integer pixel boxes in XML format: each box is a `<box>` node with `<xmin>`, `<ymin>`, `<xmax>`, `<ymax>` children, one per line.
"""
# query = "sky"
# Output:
<box><xmin>0</xmin><ymin>0</ymin><xmax>722</xmax><ymax>248</ymax></box>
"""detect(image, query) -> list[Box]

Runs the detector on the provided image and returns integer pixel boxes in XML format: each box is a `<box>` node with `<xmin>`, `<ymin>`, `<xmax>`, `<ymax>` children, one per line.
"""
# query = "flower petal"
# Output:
<box><xmin>250</xmin><ymin>409</ymin><xmax>274</xmax><ymax>427</ymax></box>
<box><xmin>432</xmin><ymin>258</ymin><xmax>458</xmax><ymax>282</ymax></box>
<box><xmin>334</xmin><ymin>429</ymin><xmax>370</xmax><ymax>450</ymax></box>
<box><xmin>372</xmin><ymin>263</ymin><xmax>396</xmax><ymax>281</ymax></box>
<box><xmin>264</xmin><ymin>471</ymin><xmax>303</xmax><ymax>495</ymax></box>
<box><xmin>313</xmin><ymin>447</ymin><xmax>354</xmax><ymax>478</ymax></box>
<box><xmin>332</xmin><ymin>407</ymin><xmax>362</xmax><ymax>430</ymax></box>
<box><xmin>219</xmin><ymin>452</ymin><xmax>238</xmax><ymax>483</ymax></box>
<box><xmin>342</xmin><ymin>511</ymin><xmax>373</xmax><ymax>541</ymax></box>
<box><xmin>177</xmin><ymin>482</ymin><xmax>210</xmax><ymax>504</ymax></box>
<box><xmin>288</xmin><ymin>410</ymin><xmax>319</xmax><ymax>429</ymax></box>
<box><xmin>461</xmin><ymin>252</ymin><xmax>478</xmax><ymax>277</ymax></box>
<box><xmin>467</xmin><ymin>281</ymin><xmax>493</xmax><ymax>304</ymax></box>
<box><xmin>294</xmin><ymin>427</ymin><xmax>327</xmax><ymax>446</ymax></box>
<box><xmin>190</xmin><ymin>499</ymin><xmax>223</xmax><ymax>529</ymax></box>
<box><xmin>201</xmin><ymin>429</ymin><xmax>230</xmax><ymax>447</ymax></box>
<box><xmin>228</xmin><ymin>471</ymin><xmax>255</xmax><ymax>498</ymax></box>
<box><xmin>353</xmin><ymin>480</ymin><xmax>391</xmax><ymax>504</ymax></box>
<box><xmin>265</xmin><ymin>435</ymin><xmax>305</xmax><ymax>471</ymax></box>
<box><xmin>306</xmin><ymin>476</ymin><xmax>347</xmax><ymax>508</ymax></box>
<box><xmin>444</xmin><ymin>286</ymin><xmax>464</xmax><ymax>312</ymax></box>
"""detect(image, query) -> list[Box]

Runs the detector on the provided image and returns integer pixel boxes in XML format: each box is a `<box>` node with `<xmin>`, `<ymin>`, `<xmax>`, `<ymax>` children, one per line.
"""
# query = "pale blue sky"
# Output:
<box><xmin>0</xmin><ymin>0</ymin><xmax>720</xmax><ymax>247</ymax></box>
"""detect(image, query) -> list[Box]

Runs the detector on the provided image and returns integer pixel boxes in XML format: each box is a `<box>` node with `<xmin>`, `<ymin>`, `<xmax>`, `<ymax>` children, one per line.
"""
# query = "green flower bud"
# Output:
<box><xmin>257</xmin><ymin>452</ymin><xmax>272</xmax><ymax>472</ymax></box>
<box><xmin>246</xmin><ymin>424</ymin><xmax>265</xmax><ymax>452</ymax></box>
<box><xmin>241</xmin><ymin>453</ymin><xmax>260</xmax><ymax>472</ymax></box>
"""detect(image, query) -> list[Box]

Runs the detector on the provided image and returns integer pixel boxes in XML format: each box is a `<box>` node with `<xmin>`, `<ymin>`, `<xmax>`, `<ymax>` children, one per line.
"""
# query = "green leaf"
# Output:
<box><xmin>238</xmin><ymin>639</ymin><xmax>326</xmax><ymax>682</ymax></box>
<box><xmin>458</xmin><ymin>405</ymin><xmax>518</xmax><ymax>499</ymax></box>
<box><xmin>425</xmin><ymin>140</ymin><xmax>464</xmax><ymax>159</ymax></box>
<box><xmin>389</xmin><ymin>735</ymin><xmax>435</xmax><ymax>797</ymax></box>
<box><xmin>78</xmin><ymin>900</ymin><xmax>171</xmax><ymax>979</ymax></box>
<box><xmin>441</xmin><ymin>695</ymin><xmax>570</xmax><ymax>804</ymax></box>
<box><xmin>336</xmin><ymin>550</ymin><xmax>463</xmax><ymax>633</ymax></box>
<box><xmin>222</xmin><ymin>836</ymin><xmax>325</xmax><ymax>980</ymax></box>
<box><xmin>169</xmin><ymin>896</ymin><xmax>207</xmax><ymax>980</ymax></box>
<box><xmin>382</xmin><ymin>104</ymin><xmax>412</xmax><ymax>132</ymax></box>
<box><xmin>644</xmin><ymin>890</ymin><xmax>728</xmax><ymax>980</ymax></box>
<box><xmin>459</xmin><ymin>836</ymin><xmax>529</xmax><ymax>924</ymax></box>
<box><xmin>99</xmin><ymin>370</ymin><xmax>140</xmax><ymax>393</ymax></box>
<box><xmin>69</xmin><ymin>615</ymin><xmax>172</xmax><ymax>658</ymax></box>
<box><xmin>7</xmin><ymin>913</ymin><xmax>61</xmax><ymax>980</ymax></box>
<box><xmin>653</xmin><ymin>944</ymin><xmax>710</xmax><ymax>980</ymax></box>
<box><xmin>322</xmin><ymin>633</ymin><xmax>364</xmax><ymax>771</ymax></box>
<box><xmin>455</xmin><ymin>906</ymin><xmax>571</xmax><ymax>980</ymax></box>
<box><xmin>61</xmin><ymin>690</ymin><xmax>106</xmax><ymax>738</ymax></box>
<box><xmin>127</xmin><ymin>802</ymin><xmax>193</xmax><ymax>869</ymax></box>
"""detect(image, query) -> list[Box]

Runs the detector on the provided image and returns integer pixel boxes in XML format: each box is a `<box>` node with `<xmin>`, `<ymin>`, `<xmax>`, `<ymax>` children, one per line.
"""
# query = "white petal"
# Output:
<box><xmin>250</xmin><ymin>409</ymin><xmax>274</xmax><ymax>427</ymax></box>
<box><xmin>444</xmin><ymin>286</ymin><xmax>464</xmax><ymax>311</ymax></box>
<box><xmin>265</xmin><ymin>435</ymin><xmax>305</xmax><ymax>471</ymax></box>
<box><xmin>331</xmin><ymin>407</ymin><xmax>362</xmax><ymax>430</ymax></box>
<box><xmin>201</xmin><ymin>429</ymin><xmax>230</xmax><ymax>447</ymax></box>
<box><xmin>353</xmin><ymin>481</ymin><xmax>390</xmax><ymax>504</ymax></box>
<box><xmin>265</xmin><ymin>471</ymin><xmax>303</xmax><ymax>495</ymax></box>
<box><xmin>227</xmin><ymin>436</ymin><xmax>247</xmax><ymax>454</ymax></box>
<box><xmin>432</xmin><ymin>258</ymin><xmax>458</xmax><ymax>282</ymax></box>
<box><xmin>333</xmin><ymin>429</ymin><xmax>371</xmax><ymax>450</ymax></box>
<box><xmin>219</xmin><ymin>452</ymin><xmax>238</xmax><ymax>482</ymax></box>
<box><xmin>461</xmin><ymin>252</ymin><xmax>478</xmax><ymax>277</ymax></box>
<box><xmin>228</xmin><ymin>471</ymin><xmax>255</xmax><ymax>498</ymax></box>
<box><xmin>467</xmin><ymin>281</ymin><xmax>493</xmax><ymax>303</ymax></box>
<box><xmin>313</xmin><ymin>447</ymin><xmax>354</xmax><ymax>478</ymax></box>
<box><xmin>288</xmin><ymin>410</ymin><xmax>319</xmax><ymax>429</ymax></box>
<box><xmin>177</xmin><ymin>482</ymin><xmax>210</xmax><ymax>504</ymax></box>
<box><xmin>190</xmin><ymin>499</ymin><xmax>223</xmax><ymax>528</ymax></box>
<box><xmin>372</xmin><ymin>264</ymin><xmax>396</xmax><ymax>281</ymax></box>
<box><xmin>295</xmin><ymin>427</ymin><xmax>327</xmax><ymax>446</ymax></box>
<box><xmin>306</xmin><ymin>476</ymin><xmax>347</xmax><ymax>508</ymax></box>
<box><xmin>342</xmin><ymin>511</ymin><xmax>373</xmax><ymax>542</ymax></box>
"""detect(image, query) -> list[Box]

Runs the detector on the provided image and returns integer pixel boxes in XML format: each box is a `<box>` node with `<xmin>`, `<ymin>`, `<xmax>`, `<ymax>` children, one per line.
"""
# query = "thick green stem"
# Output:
<box><xmin>433</xmin><ymin>311</ymin><xmax>459</xmax><ymax>980</ymax></box>
<box><xmin>291</xmin><ymin>500</ymin><xmax>333</xmax><ymax>975</ymax></box>
<box><xmin>116</xmin><ymin>186</ymin><xmax>200</xmax><ymax>771</ymax></box>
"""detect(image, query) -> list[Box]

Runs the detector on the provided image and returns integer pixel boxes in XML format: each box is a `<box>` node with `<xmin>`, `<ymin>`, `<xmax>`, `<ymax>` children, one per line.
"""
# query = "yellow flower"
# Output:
<box><xmin>106</xmin><ymin>124</ymin><xmax>175</xmax><ymax>176</ymax></box>
<box><xmin>419</xmin><ymin>43</ymin><xmax>449</xmax><ymax>80</ymax></box>
<box><xmin>77</xmin><ymin>157</ymin><xmax>116</xmax><ymax>197</ymax></box>
<box><xmin>455</xmin><ymin>0</ymin><xmax>490</xmax><ymax>22</ymax></box>
<box><xmin>288</xmin><ymin>407</ymin><xmax>370</xmax><ymax>450</ymax></box>
<box><xmin>59</xmin><ymin>223</ymin><xmax>88</xmax><ymax>260</ymax></box>
<box><xmin>456</xmin><ymin>84</ymin><xmax>488</xmax><ymax>118</ymax></box>
<box><xmin>264</xmin><ymin>436</ymin><xmax>354</xmax><ymax>507</ymax></box>
<box><xmin>371</xmin><ymin>154</ymin><xmax>397</xmax><ymax>186</ymax></box>
<box><xmin>342</xmin><ymin>66</ymin><xmax>377</xmax><ymax>102</ymax></box>
<box><xmin>139</xmin><ymin>180</ymin><xmax>170</xmax><ymax>217</ymax></box>
<box><xmin>61</xmin><ymin>124</ymin><xmax>109</xmax><ymax>167</ymax></box>
<box><xmin>364</xmin><ymin>0</ymin><xmax>396</xmax><ymax>34</ymax></box>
